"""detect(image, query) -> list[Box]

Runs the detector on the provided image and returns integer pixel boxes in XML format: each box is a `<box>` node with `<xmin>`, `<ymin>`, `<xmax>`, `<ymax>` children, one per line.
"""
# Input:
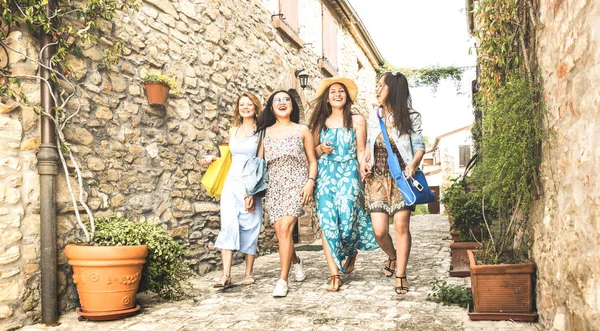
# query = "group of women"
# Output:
<box><xmin>200</xmin><ymin>72</ymin><xmax>426</xmax><ymax>297</ymax></box>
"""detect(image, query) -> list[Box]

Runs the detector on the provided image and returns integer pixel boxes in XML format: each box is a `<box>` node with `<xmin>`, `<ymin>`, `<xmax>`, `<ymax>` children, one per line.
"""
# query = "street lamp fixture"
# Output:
<box><xmin>295</xmin><ymin>69</ymin><xmax>309</xmax><ymax>89</ymax></box>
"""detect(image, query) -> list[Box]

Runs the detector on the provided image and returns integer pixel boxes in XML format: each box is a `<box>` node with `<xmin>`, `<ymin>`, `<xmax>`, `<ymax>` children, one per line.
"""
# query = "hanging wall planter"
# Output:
<box><xmin>142</xmin><ymin>73</ymin><xmax>178</xmax><ymax>107</ymax></box>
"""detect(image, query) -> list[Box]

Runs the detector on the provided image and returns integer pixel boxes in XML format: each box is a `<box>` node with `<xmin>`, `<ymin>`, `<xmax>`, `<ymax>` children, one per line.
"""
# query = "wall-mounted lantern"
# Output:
<box><xmin>295</xmin><ymin>69</ymin><xmax>309</xmax><ymax>89</ymax></box>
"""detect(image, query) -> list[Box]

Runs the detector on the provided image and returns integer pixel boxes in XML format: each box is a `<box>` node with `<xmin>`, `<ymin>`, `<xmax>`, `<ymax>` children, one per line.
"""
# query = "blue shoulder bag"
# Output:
<box><xmin>378</xmin><ymin>116</ymin><xmax>435</xmax><ymax>206</ymax></box>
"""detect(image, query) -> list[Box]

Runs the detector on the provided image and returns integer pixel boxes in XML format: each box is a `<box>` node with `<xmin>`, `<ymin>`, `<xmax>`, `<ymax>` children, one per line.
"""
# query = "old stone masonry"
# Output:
<box><xmin>21</xmin><ymin>215</ymin><xmax>538</xmax><ymax>331</ymax></box>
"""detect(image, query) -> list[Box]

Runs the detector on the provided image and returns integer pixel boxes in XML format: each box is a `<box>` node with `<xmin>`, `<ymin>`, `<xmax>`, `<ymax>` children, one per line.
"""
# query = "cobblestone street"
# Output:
<box><xmin>21</xmin><ymin>215</ymin><xmax>539</xmax><ymax>331</ymax></box>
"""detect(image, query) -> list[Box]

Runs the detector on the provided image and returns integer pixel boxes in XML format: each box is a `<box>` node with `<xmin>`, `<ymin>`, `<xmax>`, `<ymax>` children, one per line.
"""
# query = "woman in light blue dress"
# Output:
<box><xmin>201</xmin><ymin>92</ymin><xmax>263</xmax><ymax>288</ymax></box>
<box><xmin>308</xmin><ymin>77</ymin><xmax>378</xmax><ymax>291</ymax></box>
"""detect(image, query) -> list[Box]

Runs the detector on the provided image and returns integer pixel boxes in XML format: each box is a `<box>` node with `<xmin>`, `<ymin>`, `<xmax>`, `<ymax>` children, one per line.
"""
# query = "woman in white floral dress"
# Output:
<box><xmin>257</xmin><ymin>90</ymin><xmax>317</xmax><ymax>297</ymax></box>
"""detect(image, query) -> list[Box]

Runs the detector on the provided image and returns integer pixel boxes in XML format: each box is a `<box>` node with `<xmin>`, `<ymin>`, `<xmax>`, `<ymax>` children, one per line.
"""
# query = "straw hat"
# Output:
<box><xmin>315</xmin><ymin>77</ymin><xmax>358</xmax><ymax>101</ymax></box>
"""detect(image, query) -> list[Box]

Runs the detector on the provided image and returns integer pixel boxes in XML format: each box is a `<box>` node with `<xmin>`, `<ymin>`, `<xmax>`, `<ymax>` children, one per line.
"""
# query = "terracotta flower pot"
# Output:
<box><xmin>467</xmin><ymin>250</ymin><xmax>537</xmax><ymax>322</ymax></box>
<box><xmin>449</xmin><ymin>241</ymin><xmax>481</xmax><ymax>277</ymax></box>
<box><xmin>65</xmin><ymin>244</ymin><xmax>148</xmax><ymax>321</ymax></box>
<box><xmin>144</xmin><ymin>82</ymin><xmax>170</xmax><ymax>106</ymax></box>
<box><xmin>450</xmin><ymin>229</ymin><xmax>461</xmax><ymax>242</ymax></box>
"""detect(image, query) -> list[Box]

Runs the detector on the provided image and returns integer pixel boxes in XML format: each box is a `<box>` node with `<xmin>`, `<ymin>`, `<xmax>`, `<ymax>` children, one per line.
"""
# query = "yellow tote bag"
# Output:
<box><xmin>200</xmin><ymin>144</ymin><xmax>232</xmax><ymax>198</ymax></box>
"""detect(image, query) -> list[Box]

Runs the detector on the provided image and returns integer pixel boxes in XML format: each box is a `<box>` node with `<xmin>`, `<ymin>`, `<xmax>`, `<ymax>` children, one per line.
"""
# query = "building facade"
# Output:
<box><xmin>0</xmin><ymin>0</ymin><xmax>383</xmax><ymax>326</ymax></box>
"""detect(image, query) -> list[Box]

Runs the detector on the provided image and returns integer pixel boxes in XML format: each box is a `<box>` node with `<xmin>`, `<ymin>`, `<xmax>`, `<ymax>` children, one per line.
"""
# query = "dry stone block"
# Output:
<box><xmin>87</xmin><ymin>157</ymin><xmax>105</xmax><ymax>171</ymax></box>
<box><xmin>65</xmin><ymin>54</ymin><xmax>87</xmax><ymax>80</ymax></box>
<box><xmin>0</xmin><ymin>305</ymin><xmax>13</xmax><ymax>319</ymax></box>
<box><xmin>193</xmin><ymin>202</ymin><xmax>220</xmax><ymax>213</ymax></box>
<box><xmin>0</xmin><ymin>246</ymin><xmax>20</xmax><ymax>265</ymax></box>
<box><xmin>0</xmin><ymin>213</ymin><xmax>21</xmax><ymax>229</ymax></box>
<box><xmin>0</xmin><ymin>230</ymin><xmax>22</xmax><ymax>246</ymax></box>
<box><xmin>20</xmin><ymin>136</ymin><xmax>41</xmax><ymax>151</ymax></box>
<box><xmin>0</xmin><ymin>185</ymin><xmax>20</xmax><ymax>204</ymax></box>
<box><xmin>0</xmin><ymin>268</ymin><xmax>19</xmax><ymax>279</ymax></box>
<box><xmin>95</xmin><ymin>106</ymin><xmax>113</xmax><ymax>120</ymax></box>
<box><xmin>0</xmin><ymin>99</ymin><xmax>19</xmax><ymax>114</ymax></box>
<box><xmin>64</xmin><ymin>127</ymin><xmax>94</xmax><ymax>146</ymax></box>
<box><xmin>0</xmin><ymin>117</ymin><xmax>23</xmax><ymax>141</ymax></box>
<box><xmin>145</xmin><ymin>0</ymin><xmax>179</xmax><ymax>18</ymax></box>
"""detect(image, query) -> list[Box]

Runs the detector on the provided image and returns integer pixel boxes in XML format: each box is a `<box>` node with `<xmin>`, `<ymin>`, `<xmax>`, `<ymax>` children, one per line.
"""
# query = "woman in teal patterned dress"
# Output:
<box><xmin>308</xmin><ymin>77</ymin><xmax>379</xmax><ymax>292</ymax></box>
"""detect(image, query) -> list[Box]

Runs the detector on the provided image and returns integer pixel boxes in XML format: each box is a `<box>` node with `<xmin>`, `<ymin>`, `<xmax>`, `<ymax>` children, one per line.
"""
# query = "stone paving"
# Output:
<box><xmin>21</xmin><ymin>214</ymin><xmax>540</xmax><ymax>331</ymax></box>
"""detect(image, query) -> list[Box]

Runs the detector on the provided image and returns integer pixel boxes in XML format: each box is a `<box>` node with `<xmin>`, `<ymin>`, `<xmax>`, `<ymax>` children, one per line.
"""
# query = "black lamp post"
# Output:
<box><xmin>295</xmin><ymin>69</ymin><xmax>309</xmax><ymax>89</ymax></box>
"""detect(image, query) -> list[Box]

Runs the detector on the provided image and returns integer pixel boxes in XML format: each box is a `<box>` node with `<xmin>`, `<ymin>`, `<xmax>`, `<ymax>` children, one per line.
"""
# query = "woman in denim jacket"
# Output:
<box><xmin>359</xmin><ymin>72</ymin><xmax>425</xmax><ymax>295</ymax></box>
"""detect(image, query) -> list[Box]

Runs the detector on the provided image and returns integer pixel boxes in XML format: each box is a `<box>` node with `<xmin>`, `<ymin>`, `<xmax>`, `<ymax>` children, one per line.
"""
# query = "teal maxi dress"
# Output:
<box><xmin>315</xmin><ymin>127</ymin><xmax>379</xmax><ymax>273</ymax></box>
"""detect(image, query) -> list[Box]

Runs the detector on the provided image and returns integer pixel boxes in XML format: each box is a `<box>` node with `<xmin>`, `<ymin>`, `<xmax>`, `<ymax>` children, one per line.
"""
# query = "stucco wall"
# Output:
<box><xmin>0</xmin><ymin>0</ymin><xmax>380</xmax><ymax>326</ymax></box>
<box><xmin>533</xmin><ymin>0</ymin><xmax>600</xmax><ymax>329</ymax></box>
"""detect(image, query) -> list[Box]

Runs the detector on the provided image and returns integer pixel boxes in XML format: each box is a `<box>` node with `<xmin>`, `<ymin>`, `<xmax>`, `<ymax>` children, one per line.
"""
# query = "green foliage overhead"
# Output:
<box><xmin>380</xmin><ymin>62</ymin><xmax>466</xmax><ymax>92</ymax></box>
<box><xmin>93</xmin><ymin>216</ymin><xmax>193</xmax><ymax>301</ymax></box>
<box><xmin>426</xmin><ymin>280</ymin><xmax>472</xmax><ymax>308</ymax></box>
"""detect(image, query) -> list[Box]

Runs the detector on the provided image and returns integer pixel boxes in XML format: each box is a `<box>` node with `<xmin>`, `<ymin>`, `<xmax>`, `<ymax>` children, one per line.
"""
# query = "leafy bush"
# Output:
<box><xmin>441</xmin><ymin>178</ymin><xmax>492</xmax><ymax>242</ymax></box>
<box><xmin>414</xmin><ymin>204</ymin><xmax>429</xmax><ymax>215</ymax></box>
<box><xmin>143</xmin><ymin>72</ymin><xmax>179</xmax><ymax>90</ymax></box>
<box><xmin>426</xmin><ymin>280</ymin><xmax>472</xmax><ymax>308</ymax></box>
<box><xmin>93</xmin><ymin>216</ymin><xmax>193</xmax><ymax>300</ymax></box>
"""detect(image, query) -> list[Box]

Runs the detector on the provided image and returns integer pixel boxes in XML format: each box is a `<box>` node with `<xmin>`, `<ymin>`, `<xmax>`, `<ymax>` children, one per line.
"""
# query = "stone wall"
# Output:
<box><xmin>0</xmin><ymin>29</ymin><xmax>43</xmax><ymax>327</ymax></box>
<box><xmin>0</xmin><ymin>0</ymin><xmax>380</xmax><ymax>326</ymax></box>
<box><xmin>533</xmin><ymin>0</ymin><xmax>600</xmax><ymax>329</ymax></box>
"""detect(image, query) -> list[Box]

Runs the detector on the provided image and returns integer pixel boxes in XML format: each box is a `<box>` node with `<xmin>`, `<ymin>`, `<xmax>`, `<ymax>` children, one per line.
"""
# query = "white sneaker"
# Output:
<box><xmin>272</xmin><ymin>279</ymin><xmax>288</xmax><ymax>297</ymax></box>
<box><xmin>292</xmin><ymin>256</ymin><xmax>306</xmax><ymax>282</ymax></box>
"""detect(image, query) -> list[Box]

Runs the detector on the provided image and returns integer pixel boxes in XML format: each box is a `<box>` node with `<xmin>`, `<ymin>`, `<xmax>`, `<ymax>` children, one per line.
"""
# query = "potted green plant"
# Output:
<box><xmin>441</xmin><ymin>177</ymin><xmax>490</xmax><ymax>277</ymax></box>
<box><xmin>65</xmin><ymin>216</ymin><xmax>193</xmax><ymax>320</ymax></box>
<box><xmin>143</xmin><ymin>72</ymin><xmax>178</xmax><ymax>106</ymax></box>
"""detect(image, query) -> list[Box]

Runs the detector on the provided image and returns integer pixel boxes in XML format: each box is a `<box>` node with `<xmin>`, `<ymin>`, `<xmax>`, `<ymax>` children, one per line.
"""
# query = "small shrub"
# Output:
<box><xmin>143</xmin><ymin>72</ymin><xmax>179</xmax><ymax>90</ymax></box>
<box><xmin>426</xmin><ymin>280</ymin><xmax>472</xmax><ymax>308</ymax></box>
<box><xmin>441</xmin><ymin>177</ymin><xmax>494</xmax><ymax>242</ymax></box>
<box><xmin>93</xmin><ymin>216</ymin><xmax>193</xmax><ymax>300</ymax></box>
<box><xmin>414</xmin><ymin>204</ymin><xmax>429</xmax><ymax>215</ymax></box>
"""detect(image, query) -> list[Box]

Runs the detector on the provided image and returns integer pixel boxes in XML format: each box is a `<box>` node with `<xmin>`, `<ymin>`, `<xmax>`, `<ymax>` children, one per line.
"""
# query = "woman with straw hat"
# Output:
<box><xmin>308</xmin><ymin>77</ymin><xmax>378</xmax><ymax>292</ymax></box>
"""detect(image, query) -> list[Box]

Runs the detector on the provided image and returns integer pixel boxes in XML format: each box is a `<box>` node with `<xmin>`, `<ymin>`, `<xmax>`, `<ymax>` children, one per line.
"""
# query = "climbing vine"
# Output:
<box><xmin>471</xmin><ymin>0</ymin><xmax>544</xmax><ymax>263</ymax></box>
<box><xmin>0</xmin><ymin>0</ymin><xmax>139</xmax><ymax>241</ymax></box>
<box><xmin>380</xmin><ymin>62</ymin><xmax>466</xmax><ymax>92</ymax></box>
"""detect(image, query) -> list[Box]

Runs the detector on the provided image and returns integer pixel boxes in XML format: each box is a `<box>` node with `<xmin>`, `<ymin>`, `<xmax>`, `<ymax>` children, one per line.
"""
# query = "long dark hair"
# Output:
<box><xmin>382</xmin><ymin>72</ymin><xmax>413</xmax><ymax>135</ymax></box>
<box><xmin>257</xmin><ymin>90</ymin><xmax>300</xmax><ymax>132</ymax></box>
<box><xmin>308</xmin><ymin>83</ymin><xmax>354</xmax><ymax>135</ymax></box>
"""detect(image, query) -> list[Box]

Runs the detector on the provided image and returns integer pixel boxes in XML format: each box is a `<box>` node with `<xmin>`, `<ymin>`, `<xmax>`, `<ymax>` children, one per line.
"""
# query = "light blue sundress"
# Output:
<box><xmin>315</xmin><ymin>127</ymin><xmax>379</xmax><ymax>272</ymax></box>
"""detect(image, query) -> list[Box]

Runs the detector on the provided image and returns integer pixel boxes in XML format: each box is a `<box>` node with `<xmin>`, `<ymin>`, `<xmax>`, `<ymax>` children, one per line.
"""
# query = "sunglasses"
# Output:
<box><xmin>273</xmin><ymin>97</ymin><xmax>292</xmax><ymax>104</ymax></box>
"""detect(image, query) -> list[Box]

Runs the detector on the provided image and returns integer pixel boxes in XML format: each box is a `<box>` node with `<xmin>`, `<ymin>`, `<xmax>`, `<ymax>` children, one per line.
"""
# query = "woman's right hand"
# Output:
<box><xmin>319</xmin><ymin>142</ymin><xmax>334</xmax><ymax>155</ymax></box>
<box><xmin>360</xmin><ymin>160</ymin><xmax>372</xmax><ymax>179</ymax></box>
<box><xmin>200</xmin><ymin>155</ymin><xmax>218</xmax><ymax>166</ymax></box>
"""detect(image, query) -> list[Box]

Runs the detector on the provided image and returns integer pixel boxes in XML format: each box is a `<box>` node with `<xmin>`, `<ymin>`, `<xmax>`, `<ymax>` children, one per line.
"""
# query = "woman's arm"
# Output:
<box><xmin>405</xmin><ymin>113</ymin><xmax>426</xmax><ymax>178</ymax></box>
<box><xmin>200</xmin><ymin>127</ymin><xmax>234</xmax><ymax>165</ymax></box>
<box><xmin>352</xmin><ymin>114</ymin><xmax>367</xmax><ymax>162</ymax></box>
<box><xmin>300</xmin><ymin>125</ymin><xmax>317</xmax><ymax>205</ymax></box>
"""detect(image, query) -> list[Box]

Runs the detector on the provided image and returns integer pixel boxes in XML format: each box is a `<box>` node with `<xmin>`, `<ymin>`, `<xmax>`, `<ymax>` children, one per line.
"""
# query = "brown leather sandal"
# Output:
<box><xmin>326</xmin><ymin>274</ymin><xmax>343</xmax><ymax>292</ymax></box>
<box><xmin>213</xmin><ymin>274</ymin><xmax>231</xmax><ymax>288</ymax></box>
<box><xmin>383</xmin><ymin>257</ymin><xmax>396</xmax><ymax>277</ymax></box>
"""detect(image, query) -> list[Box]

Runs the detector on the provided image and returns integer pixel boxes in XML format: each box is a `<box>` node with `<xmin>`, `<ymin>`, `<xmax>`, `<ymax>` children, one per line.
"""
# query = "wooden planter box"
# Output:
<box><xmin>449</xmin><ymin>241</ymin><xmax>480</xmax><ymax>277</ymax></box>
<box><xmin>467</xmin><ymin>250</ymin><xmax>537</xmax><ymax>322</ymax></box>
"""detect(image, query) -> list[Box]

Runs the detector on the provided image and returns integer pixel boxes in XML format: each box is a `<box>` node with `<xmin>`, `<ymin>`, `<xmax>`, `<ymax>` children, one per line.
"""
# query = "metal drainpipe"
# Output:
<box><xmin>38</xmin><ymin>0</ymin><xmax>59</xmax><ymax>325</ymax></box>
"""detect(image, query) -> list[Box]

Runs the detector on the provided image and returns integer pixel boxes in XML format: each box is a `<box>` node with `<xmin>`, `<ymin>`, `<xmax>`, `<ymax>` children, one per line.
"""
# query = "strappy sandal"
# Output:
<box><xmin>383</xmin><ymin>257</ymin><xmax>396</xmax><ymax>277</ymax></box>
<box><xmin>241</xmin><ymin>274</ymin><xmax>255</xmax><ymax>285</ymax></box>
<box><xmin>213</xmin><ymin>274</ymin><xmax>231</xmax><ymax>288</ymax></box>
<box><xmin>326</xmin><ymin>274</ymin><xmax>343</xmax><ymax>292</ymax></box>
<box><xmin>343</xmin><ymin>254</ymin><xmax>357</xmax><ymax>274</ymax></box>
<box><xmin>394</xmin><ymin>275</ymin><xmax>409</xmax><ymax>294</ymax></box>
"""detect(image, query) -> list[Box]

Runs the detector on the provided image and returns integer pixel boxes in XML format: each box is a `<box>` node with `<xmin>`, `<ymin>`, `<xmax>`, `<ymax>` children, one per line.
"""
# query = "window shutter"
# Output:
<box><xmin>279</xmin><ymin>0</ymin><xmax>299</xmax><ymax>33</ymax></box>
<box><xmin>322</xmin><ymin>5</ymin><xmax>338</xmax><ymax>69</ymax></box>
<box><xmin>459</xmin><ymin>145</ymin><xmax>471</xmax><ymax>167</ymax></box>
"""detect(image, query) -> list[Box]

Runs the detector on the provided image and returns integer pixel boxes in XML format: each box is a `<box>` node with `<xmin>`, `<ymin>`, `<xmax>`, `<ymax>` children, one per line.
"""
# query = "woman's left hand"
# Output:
<box><xmin>404</xmin><ymin>164</ymin><xmax>416</xmax><ymax>179</ymax></box>
<box><xmin>244</xmin><ymin>196</ymin><xmax>255</xmax><ymax>214</ymax></box>
<box><xmin>301</xmin><ymin>181</ymin><xmax>314</xmax><ymax>206</ymax></box>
